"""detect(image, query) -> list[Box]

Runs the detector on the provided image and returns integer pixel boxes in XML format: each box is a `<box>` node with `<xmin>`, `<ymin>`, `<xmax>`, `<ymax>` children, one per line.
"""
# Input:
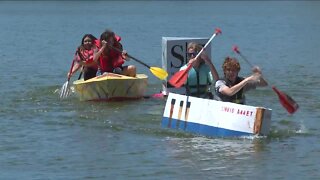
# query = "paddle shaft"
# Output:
<box><xmin>104</xmin><ymin>43</ymin><xmax>168</xmax><ymax>80</ymax></box>
<box><xmin>106</xmin><ymin>44</ymin><xmax>151</xmax><ymax>68</ymax></box>
<box><xmin>237</xmin><ymin>52</ymin><xmax>255</xmax><ymax>68</ymax></box>
<box><xmin>233</xmin><ymin>49</ymin><xmax>273</xmax><ymax>89</ymax></box>
<box><xmin>78</xmin><ymin>68</ymin><xmax>83</xmax><ymax>80</ymax></box>
<box><xmin>67</xmin><ymin>60</ymin><xmax>75</xmax><ymax>81</ymax></box>
<box><xmin>193</xmin><ymin>32</ymin><xmax>219</xmax><ymax>61</ymax></box>
<box><xmin>77</xmin><ymin>48</ymin><xmax>86</xmax><ymax>80</ymax></box>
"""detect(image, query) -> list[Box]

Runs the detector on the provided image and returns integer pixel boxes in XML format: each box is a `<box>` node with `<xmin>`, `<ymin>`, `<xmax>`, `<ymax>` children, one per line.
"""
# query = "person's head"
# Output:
<box><xmin>187</xmin><ymin>42</ymin><xmax>204</xmax><ymax>66</ymax></box>
<box><xmin>100</xmin><ymin>29</ymin><xmax>116</xmax><ymax>46</ymax></box>
<box><xmin>222</xmin><ymin>57</ymin><xmax>241</xmax><ymax>82</ymax></box>
<box><xmin>187</xmin><ymin>42</ymin><xmax>202</xmax><ymax>59</ymax></box>
<box><xmin>81</xmin><ymin>34</ymin><xmax>97</xmax><ymax>50</ymax></box>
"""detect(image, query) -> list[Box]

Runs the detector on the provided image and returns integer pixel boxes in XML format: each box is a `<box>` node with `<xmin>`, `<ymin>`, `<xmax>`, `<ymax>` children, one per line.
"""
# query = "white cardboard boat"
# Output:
<box><xmin>162</xmin><ymin>93</ymin><xmax>272</xmax><ymax>137</ymax></box>
<box><xmin>73</xmin><ymin>73</ymin><xmax>148</xmax><ymax>101</ymax></box>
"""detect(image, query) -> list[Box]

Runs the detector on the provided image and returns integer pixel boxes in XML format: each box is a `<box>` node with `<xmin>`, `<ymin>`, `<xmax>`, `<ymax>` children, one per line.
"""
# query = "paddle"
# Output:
<box><xmin>60</xmin><ymin>48</ymin><xmax>84</xmax><ymax>98</ymax></box>
<box><xmin>77</xmin><ymin>69</ymin><xmax>83</xmax><ymax>80</ymax></box>
<box><xmin>60</xmin><ymin>59</ymin><xmax>75</xmax><ymax>99</ymax></box>
<box><xmin>77</xmin><ymin>48</ymin><xmax>86</xmax><ymax>80</ymax></box>
<box><xmin>232</xmin><ymin>45</ymin><xmax>299</xmax><ymax>114</ymax></box>
<box><xmin>168</xmin><ymin>28</ymin><xmax>222</xmax><ymax>88</ymax></box>
<box><xmin>106</xmin><ymin>44</ymin><xmax>168</xmax><ymax>80</ymax></box>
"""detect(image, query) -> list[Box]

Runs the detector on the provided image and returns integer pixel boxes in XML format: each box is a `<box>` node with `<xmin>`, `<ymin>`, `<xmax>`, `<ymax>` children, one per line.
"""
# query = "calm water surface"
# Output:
<box><xmin>0</xmin><ymin>1</ymin><xmax>320</xmax><ymax>179</ymax></box>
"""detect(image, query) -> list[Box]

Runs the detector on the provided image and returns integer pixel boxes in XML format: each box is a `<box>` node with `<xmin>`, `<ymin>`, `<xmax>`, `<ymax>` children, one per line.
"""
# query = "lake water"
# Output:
<box><xmin>1</xmin><ymin>1</ymin><xmax>320</xmax><ymax>179</ymax></box>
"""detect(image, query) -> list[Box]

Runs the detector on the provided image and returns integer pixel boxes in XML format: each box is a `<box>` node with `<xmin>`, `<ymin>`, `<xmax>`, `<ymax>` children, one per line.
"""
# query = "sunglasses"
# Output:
<box><xmin>225</xmin><ymin>68</ymin><xmax>238</xmax><ymax>72</ymax></box>
<box><xmin>187</xmin><ymin>52</ymin><xmax>197</xmax><ymax>58</ymax></box>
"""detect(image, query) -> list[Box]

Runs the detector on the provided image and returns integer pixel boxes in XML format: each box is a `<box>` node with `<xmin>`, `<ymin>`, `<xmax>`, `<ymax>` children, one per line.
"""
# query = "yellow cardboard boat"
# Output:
<box><xmin>73</xmin><ymin>73</ymin><xmax>148</xmax><ymax>101</ymax></box>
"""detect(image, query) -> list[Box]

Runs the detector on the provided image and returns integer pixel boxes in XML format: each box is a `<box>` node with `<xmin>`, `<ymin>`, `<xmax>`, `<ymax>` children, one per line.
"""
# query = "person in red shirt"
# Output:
<box><xmin>93</xmin><ymin>29</ymin><xmax>136</xmax><ymax>77</ymax></box>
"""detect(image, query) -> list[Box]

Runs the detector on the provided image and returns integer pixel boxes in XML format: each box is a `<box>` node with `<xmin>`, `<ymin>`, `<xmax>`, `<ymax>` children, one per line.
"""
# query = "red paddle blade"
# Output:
<box><xmin>272</xmin><ymin>86</ymin><xmax>299</xmax><ymax>114</ymax></box>
<box><xmin>168</xmin><ymin>64</ymin><xmax>192</xmax><ymax>88</ymax></box>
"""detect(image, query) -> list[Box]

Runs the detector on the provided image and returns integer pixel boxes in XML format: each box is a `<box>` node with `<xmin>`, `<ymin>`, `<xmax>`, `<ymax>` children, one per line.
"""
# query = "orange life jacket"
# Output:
<box><xmin>96</xmin><ymin>35</ymin><xmax>125</xmax><ymax>72</ymax></box>
<box><xmin>77</xmin><ymin>48</ymin><xmax>98</xmax><ymax>70</ymax></box>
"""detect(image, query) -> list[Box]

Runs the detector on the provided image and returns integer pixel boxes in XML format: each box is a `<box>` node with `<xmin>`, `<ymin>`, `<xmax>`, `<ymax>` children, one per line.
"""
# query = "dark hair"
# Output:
<box><xmin>100</xmin><ymin>29</ymin><xmax>115</xmax><ymax>42</ymax></box>
<box><xmin>99</xmin><ymin>29</ymin><xmax>123</xmax><ymax>51</ymax></box>
<box><xmin>81</xmin><ymin>34</ymin><xmax>97</xmax><ymax>45</ymax></box>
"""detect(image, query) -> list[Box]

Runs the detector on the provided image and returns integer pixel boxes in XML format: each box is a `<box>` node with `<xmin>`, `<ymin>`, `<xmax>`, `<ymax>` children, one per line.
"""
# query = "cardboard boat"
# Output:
<box><xmin>73</xmin><ymin>73</ymin><xmax>148</xmax><ymax>101</ymax></box>
<box><xmin>162</xmin><ymin>93</ymin><xmax>272</xmax><ymax>137</ymax></box>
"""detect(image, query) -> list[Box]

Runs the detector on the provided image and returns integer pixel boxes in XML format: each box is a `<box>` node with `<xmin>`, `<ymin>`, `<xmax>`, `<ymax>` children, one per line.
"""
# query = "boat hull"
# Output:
<box><xmin>73</xmin><ymin>73</ymin><xmax>148</xmax><ymax>101</ymax></box>
<box><xmin>162</xmin><ymin>93</ymin><xmax>272</xmax><ymax>137</ymax></box>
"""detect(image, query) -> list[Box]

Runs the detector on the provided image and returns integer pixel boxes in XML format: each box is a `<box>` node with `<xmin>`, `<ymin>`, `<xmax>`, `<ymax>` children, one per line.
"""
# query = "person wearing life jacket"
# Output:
<box><xmin>68</xmin><ymin>34</ymin><xmax>99</xmax><ymax>81</ymax></box>
<box><xmin>215</xmin><ymin>57</ymin><xmax>268</xmax><ymax>104</ymax></box>
<box><xmin>180</xmin><ymin>42</ymin><xmax>219</xmax><ymax>99</ymax></box>
<box><xmin>93</xmin><ymin>29</ymin><xmax>136</xmax><ymax>77</ymax></box>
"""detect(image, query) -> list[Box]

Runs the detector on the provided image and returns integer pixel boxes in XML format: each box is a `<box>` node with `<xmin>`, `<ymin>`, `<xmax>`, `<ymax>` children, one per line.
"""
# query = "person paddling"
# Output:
<box><xmin>93</xmin><ymin>29</ymin><xmax>136</xmax><ymax>77</ymax></box>
<box><xmin>215</xmin><ymin>57</ymin><xmax>268</xmax><ymax>104</ymax></box>
<box><xmin>67</xmin><ymin>34</ymin><xmax>99</xmax><ymax>81</ymax></box>
<box><xmin>180</xmin><ymin>42</ymin><xmax>219</xmax><ymax>99</ymax></box>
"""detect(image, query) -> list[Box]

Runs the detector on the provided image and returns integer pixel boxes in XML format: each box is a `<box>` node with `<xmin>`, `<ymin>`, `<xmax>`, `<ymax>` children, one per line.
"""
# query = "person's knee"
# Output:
<box><xmin>128</xmin><ymin>65</ymin><xmax>136</xmax><ymax>76</ymax></box>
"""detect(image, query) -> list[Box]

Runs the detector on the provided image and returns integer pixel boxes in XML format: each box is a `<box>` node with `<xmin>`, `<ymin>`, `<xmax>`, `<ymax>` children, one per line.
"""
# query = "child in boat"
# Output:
<box><xmin>93</xmin><ymin>29</ymin><xmax>136</xmax><ymax>77</ymax></box>
<box><xmin>180</xmin><ymin>42</ymin><xmax>219</xmax><ymax>99</ymax></box>
<box><xmin>67</xmin><ymin>34</ymin><xmax>99</xmax><ymax>81</ymax></box>
<box><xmin>215</xmin><ymin>57</ymin><xmax>268</xmax><ymax>104</ymax></box>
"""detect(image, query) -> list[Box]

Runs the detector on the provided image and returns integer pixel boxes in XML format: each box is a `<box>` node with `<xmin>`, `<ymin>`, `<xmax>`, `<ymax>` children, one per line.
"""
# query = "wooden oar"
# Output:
<box><xmin>107</xmin><ymin>44</ymin><xmax>168</xmax><ymax>80</ymax></box>
<box><xmin>168</xmin><ymin>28</ymin><xmax>222</xmax><ymax>88</ymax></box>
<box><xmin>232</xmin><ymin>45</ymin><xmax>299</xmax><ymax>114</ymax></box>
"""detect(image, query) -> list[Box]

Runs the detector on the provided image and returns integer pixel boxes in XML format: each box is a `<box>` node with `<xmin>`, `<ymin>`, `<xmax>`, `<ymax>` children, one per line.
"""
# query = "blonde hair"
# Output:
<box><xmin>187</xmin><ymin>42</ymin><xmax>205</xmax><ymax>64</ymax></box>
<box><xmin>222</xmin><ymin>57</ymin><xmax>241</xmax><ymax>72</ymax></box>
<box><xmin>187</xmin><ymin>42</ymin><xmax>202</xmax><ymax>53</ymax></box>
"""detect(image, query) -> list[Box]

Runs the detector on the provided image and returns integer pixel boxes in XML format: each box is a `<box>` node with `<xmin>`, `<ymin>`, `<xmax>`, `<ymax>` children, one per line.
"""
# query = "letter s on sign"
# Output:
<box><xmin>171</xmin><ymin>45</ymin><xmax>184</xmax><ymax>68</ymax></box>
